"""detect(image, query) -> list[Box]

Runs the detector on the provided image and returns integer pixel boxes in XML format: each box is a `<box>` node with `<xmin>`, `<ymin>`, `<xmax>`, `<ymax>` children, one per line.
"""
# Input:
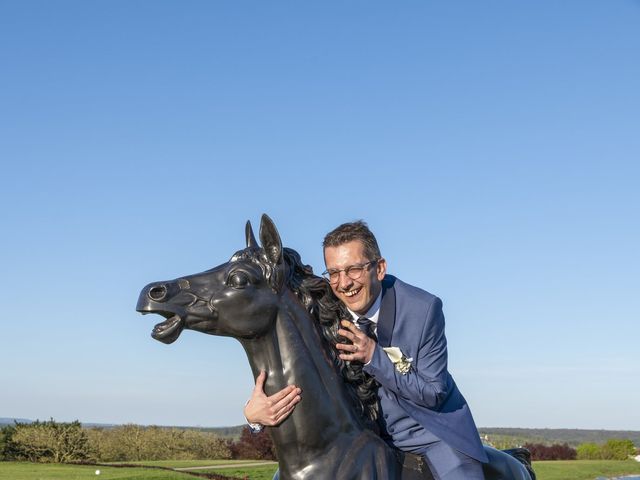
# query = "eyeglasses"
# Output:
<box><xmin>322</xmin><ymin>260</ymin><xmax>378</xmax><ymax>284</ymax></box>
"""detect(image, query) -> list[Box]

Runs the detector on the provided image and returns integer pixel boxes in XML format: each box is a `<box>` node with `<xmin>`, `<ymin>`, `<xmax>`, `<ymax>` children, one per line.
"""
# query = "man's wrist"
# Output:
<box><xmin>244</xmin><ymin>398</ymin><xmax>264</xmax><ymax>432</ymax></box>
<box><xmin>248</xmin><ymin>421</ymin><xmax>264</xmax><ymax>433</ymax></box>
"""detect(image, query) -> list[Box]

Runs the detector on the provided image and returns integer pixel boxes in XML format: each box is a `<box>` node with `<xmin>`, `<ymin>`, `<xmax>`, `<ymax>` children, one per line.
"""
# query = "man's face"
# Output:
<box><xmin>323</xmin><ymin>240</ymin><xmax>387</xmax><ymax>315</ymax></box>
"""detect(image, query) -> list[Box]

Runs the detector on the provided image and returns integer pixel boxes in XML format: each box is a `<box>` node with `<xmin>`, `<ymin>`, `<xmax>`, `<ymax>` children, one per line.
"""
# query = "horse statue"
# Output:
<box><xmin>137</xmin><ymin>215</ymin><xmax>535</xmax><ymax>480</ymax></box>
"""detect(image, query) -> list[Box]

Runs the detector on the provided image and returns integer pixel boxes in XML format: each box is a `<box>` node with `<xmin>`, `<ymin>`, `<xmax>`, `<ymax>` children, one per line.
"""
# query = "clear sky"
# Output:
<box><xmin>1</xmin><ymin>1</ymin><xmax>638</xmax><ymax>431</ymax></box>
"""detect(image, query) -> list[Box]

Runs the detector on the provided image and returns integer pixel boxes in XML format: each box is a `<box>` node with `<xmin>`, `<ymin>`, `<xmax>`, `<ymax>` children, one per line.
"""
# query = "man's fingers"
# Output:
<box><xmin>268</xmin><ymin>384</ymin><xmax>297</xmax><ymax>403</ymax></box>
<box><xmin>277</xmin><ymin>392</ymin><xmax>301</xmax><ymax>416</ymax></box>
<box><xmin>339</xmin><ymin>322</ymin><xmax>365</xmax><ymax>340</ymax></box>
<box><xmin>273</xmin><ymin>387</ymin><xmax>301</xmax><ymax>411</ymax></box>
<box><xmin>274</xmin><ymin>395</ymin><xmax>301</xmax><ymax>423</ymax></box>
<box><xmin>336</xmin><ymin>320</ymin><xmax>371</xmax><ymax>363</ymax></box>
<box><xmin>337</xmin><ymin>328</ymin><xmax>358</xmax><ymax>341</ymax></box>
<box><xmin>253</xmin><ymin>371</ymin><xmax>267</xmax><ymax>393</ymax></box>
<box><xmin>341</xmin><ymin>320</ymin><xmax>359</xmax><ymax>332</ymax></box>
<box><xmin>336</xmin><ymin>342</ymin><xmax>358</xmax><ymax>352</ymax></box>
<box><xmin>264</xmin><ymin>390</ymin><xmax>301</xmax><ymax>426</ymax></box>
<box><xmin>339</xmin><ymin>352</ymin><xmax>364</xmax><ymax>362</ymax></box>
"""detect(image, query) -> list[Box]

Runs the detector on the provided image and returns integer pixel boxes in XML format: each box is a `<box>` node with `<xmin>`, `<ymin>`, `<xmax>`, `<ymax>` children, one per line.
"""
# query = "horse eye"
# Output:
<box><xmin>228</xmin><ymin>272</ymin><xmax>249</xmax><ymax>288</ymax></box>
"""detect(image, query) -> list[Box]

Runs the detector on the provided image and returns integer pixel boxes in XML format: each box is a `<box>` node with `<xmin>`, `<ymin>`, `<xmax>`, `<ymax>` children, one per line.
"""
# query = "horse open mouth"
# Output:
<box><xmin>150</xmin><ymin>313</ymin><xmax>184</xmax><ymax>344</ymax></box>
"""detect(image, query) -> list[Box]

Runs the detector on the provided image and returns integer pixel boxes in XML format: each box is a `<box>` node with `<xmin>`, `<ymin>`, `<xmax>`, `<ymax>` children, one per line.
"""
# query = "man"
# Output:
<box><xmin>245</xmin><ymin>221</ymin><xmax>487</xmax><ymax>480</ymax></box>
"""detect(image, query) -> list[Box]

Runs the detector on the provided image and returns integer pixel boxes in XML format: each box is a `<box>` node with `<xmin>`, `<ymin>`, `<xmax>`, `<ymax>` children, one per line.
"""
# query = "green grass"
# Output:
<box><xmin>201</xmin><ymin>465</ymin><xmax>278</xmax><ymax>480</ymax></box>
<box><xmin>107</xmin><ymin>460</ymin><xmax>268</xmax><ymax>468</ymax></box>
<box><xmin>0</xmin><ymin>461</ymin><xmax>196</xmax><ymax>480</ymax></box>
<box><xmin>0</xmin><ymin>460</ymin><xmax>279</xmax><ymax>480</ymax></box>
<box><xmin>5</xmin><ymin>459</ymin><xmax>639</xmax><ymax>480</ymax></box>
<box><xmin>533</xmin><ymin>459</ymin><xmax>640</xmax><ymax>480</ymax></box>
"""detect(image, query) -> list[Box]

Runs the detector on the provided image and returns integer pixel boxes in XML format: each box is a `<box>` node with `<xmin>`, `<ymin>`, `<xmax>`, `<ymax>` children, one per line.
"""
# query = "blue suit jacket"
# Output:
<box><xmin>363</xmin><ymin>275</ymin><xmax>488</xmax><ymax>463</ymax></box>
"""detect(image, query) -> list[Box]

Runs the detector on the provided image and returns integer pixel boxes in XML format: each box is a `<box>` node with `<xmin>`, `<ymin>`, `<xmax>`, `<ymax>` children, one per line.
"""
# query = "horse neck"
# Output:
<box><xmin>240</xmin><ymin>289</ymin><xmax>364</xmax><ymax>451</ymax></box>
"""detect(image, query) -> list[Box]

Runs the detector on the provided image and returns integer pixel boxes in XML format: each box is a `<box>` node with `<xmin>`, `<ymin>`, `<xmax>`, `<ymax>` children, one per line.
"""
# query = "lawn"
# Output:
<box><xmin>533</xmin><ymin>459</ymin><xmax>640</xmax><ymax>480</ymax></box>
<box><xmin>0</xmin><ymin>461</ymin><xmax>278</xmax><ymax>480</ymax></box>
<box><xmin>4</xmin><ymin>459</ymin><xmax>640</xmax><ymax>480</ymax></box>
<box><xmin>107</xmin><ymin>460</ymin><xmax>271</xmax><ymax>468</ymax></box>
<box><xmin>108</xmin><ymin>459</ymin><xmax>278</xmax><ymax>479</ymax></box>
<box><xmin>0</xmin><ymin>461</ymin><xmax>196</xmax><ymax>480</ymax></box>
<box><xmin>201</xmin><ymin>465</ymin><xmax>278</xmax><ymax>480</ymax></box>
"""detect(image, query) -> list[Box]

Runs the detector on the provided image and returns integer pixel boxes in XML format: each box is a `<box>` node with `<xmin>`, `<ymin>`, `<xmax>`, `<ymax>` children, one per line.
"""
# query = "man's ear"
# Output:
<box><xmin>259</xmin><ymin>214</ymin><xmax>283</xmax><ymax>265</ymax></box>
<box><xmin>376</xmin><ymin>257</ymin><xmax>387</xmax><ymax>281</ymax></box>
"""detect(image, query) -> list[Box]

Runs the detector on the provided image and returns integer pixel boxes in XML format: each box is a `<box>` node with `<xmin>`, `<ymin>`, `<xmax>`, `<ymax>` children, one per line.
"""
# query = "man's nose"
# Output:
<box><xmin>338</xmin><ymin>271</ymin><xmax>354</xmax><ymax>289</ymax></box>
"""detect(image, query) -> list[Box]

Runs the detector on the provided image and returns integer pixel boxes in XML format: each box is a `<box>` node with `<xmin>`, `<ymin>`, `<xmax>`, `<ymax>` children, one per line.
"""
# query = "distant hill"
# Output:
<box><xmin>0</xmin><ymin>418</ymin><xmax>118</xmax><ymax>428</ymax></box>
<box><xmin>196</xmin><ymin>425</ymin><xmax>245</xmax><ymax>439</ymax></box>
<box><xmin>479</xmin><ymin>428</ymin><xmax>640</xmax><ymax>447</ymax></box>
<box><xmin>0</xmin><ymin>418</ymin><xmax>32</xmax><ymax>426</ymax></box>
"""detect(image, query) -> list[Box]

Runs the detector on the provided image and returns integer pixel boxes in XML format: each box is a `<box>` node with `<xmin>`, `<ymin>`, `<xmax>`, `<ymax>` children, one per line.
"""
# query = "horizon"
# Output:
<box><xmin>1</xmin><ymin>1</ymin><xmax>638</xmax><ymax>431</ymax></box>
<box><xmin>2</xmin><ymin>416</ymin><xmax>639</xmax><ymax>434</ymax></box>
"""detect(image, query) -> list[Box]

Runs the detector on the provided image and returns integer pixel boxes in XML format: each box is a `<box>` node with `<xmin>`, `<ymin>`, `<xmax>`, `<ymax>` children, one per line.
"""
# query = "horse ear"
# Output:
<box><xmin>259</xmin><ymin>214</ymin><xmax>282</xmax><ymax>265</ymax></box>
<box><xmin>245</xmin><ymin>220</ymin><xmax>258</xmax><ymax>248</ymax></box>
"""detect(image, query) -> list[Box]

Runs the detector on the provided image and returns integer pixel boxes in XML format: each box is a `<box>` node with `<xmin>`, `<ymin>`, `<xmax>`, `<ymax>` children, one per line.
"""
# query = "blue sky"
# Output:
<box><xmin>1</xmin><ymin>1</ymin><xmax>638</xmax><ymax>430</ymax></box>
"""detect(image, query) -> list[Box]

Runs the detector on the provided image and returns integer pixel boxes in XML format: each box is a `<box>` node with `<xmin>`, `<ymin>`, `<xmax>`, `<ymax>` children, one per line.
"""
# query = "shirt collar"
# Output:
<box><xmin>347</xmin><ymin>291</ymin><xmax>382</xmax><ymax>325</ymax></box>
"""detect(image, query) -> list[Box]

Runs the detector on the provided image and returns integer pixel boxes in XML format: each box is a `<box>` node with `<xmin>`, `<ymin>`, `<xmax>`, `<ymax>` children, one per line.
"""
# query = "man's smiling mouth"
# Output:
<box><xmin>343</xmin><ymin>287</ymin><xmax>362</xmax><ymax>298</ymax></box>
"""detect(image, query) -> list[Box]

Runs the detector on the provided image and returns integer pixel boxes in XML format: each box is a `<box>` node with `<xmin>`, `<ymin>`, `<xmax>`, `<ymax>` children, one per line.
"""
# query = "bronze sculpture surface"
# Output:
<box><xmin>137</xmin><ymin>215</ymin><xmax>535</xmax><ymax>480</ymax></box>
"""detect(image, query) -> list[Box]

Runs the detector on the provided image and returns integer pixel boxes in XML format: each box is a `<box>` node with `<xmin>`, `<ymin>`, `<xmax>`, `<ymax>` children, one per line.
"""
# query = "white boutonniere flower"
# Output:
<box><xmin>383</xmin><ymin>347</ymin><xmax>413</xmax><ymax>375</ymax></box>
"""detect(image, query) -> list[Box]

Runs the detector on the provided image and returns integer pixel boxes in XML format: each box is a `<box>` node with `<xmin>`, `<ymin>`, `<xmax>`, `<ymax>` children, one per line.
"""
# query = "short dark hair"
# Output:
<box><xmin>323</xmin><ymin>220</ymin><xmax>381</xmax><ymax>261</ymax></box>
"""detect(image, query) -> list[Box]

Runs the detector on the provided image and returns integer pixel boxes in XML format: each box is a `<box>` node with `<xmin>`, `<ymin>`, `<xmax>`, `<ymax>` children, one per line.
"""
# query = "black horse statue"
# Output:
<box><xmin>137</xmin><ymin>215</ymin><xmax>535</xmax><ymax>480</ymax></box>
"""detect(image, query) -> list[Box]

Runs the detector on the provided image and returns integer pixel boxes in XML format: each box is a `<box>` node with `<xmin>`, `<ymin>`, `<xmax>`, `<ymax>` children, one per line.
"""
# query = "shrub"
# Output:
<box><xmin>4</xmin><ymin>420</ymin><xmax>231</xmax><ymax>463</ymax></box>
<box><xmin>601</xmin><ymin>439</ymin><xmax>636</xmax><ymax>460</ymax></box>
<box><xmin>230</xmin><ymin>427</ymin><xmax>276</xmax><ymax>461</ymax></box>
<box><xmin>86</xmin><ymin>424</ymin><xmax>231</xmax><ymax>462</ymax></box>
<box><xmin>0</xmin><ymin>424</ymin><xmax>17</xmax><ymax>460</ymax></box>
<box><xmin>523</xmin><ymin>442</ymin><xmax>576</xmax><ymax>461</ymax></box>
<box><xmin>576</xmin><ymin>442</ymin><xmax>601</xmax><ymax>460</ymax></box>
<box><xmin>576</xmin><ymin>439</ymin><xmax>637</xmax><ymax>460</ymax></box>
<box><xmin>7</xmin><ymin>419</ymin><xmax>92</xmax><ymax>463</ymax></box>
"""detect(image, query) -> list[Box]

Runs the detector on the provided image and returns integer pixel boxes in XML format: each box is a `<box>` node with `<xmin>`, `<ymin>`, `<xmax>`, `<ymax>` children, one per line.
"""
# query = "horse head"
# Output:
<box><xmin>136</xmin><ymin>214</ymin><xmax>286</xmax><ymax>344</ymax></box>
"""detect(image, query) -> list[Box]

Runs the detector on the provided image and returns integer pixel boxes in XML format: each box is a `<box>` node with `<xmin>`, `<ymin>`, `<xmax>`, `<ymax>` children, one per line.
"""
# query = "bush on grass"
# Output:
<box><xmin>6</xmin><ymin>419</ymin><xmax>92</xmax><ymax>463</ymax></box>
<box><xmin>523</xmin><ymin>442</ymin><xmax>576</xmax><ymax>461</ymax></box>
<box><xmin>230</xmin><ymin>426</ymin><xmax>276</xmax><ymax>461</ymax></box>
<box><xmin>3</xmin><ymin>420</ymin><xmax>231</xmax><ymax>463</ymax></box>
<box><xmin>576</xmin><ymin>439</ymin><xmax>637</xmax><ymax>460</ymax></box>
<box><xmin>87</xmin><ymin>424</ymin><xmax>231</xmax><ymax>461</ymax></box>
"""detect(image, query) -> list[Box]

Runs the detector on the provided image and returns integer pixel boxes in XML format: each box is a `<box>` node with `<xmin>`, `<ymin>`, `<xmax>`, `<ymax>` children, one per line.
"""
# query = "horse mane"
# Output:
<box><xmin>281</xmin><ymin>247</ymin><xmax>379</xmax><ymax>430</ymax></box>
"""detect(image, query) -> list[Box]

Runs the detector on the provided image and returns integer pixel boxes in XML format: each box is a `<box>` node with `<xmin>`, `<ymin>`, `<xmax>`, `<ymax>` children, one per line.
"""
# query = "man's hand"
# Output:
<box><xmin>244</xmin><ymin>371</ymin><xmax>301</xmax><ymax>426</ymax></box>
<box><xmin>336</xmin><ymin>320</ymin><xmax>376</xmax><ymax>364</ymax></box>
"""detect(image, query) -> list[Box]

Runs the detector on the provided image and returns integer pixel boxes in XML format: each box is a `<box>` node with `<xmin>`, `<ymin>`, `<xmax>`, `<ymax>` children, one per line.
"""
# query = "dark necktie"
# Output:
<box><xmin>357</xmin><ymin>317</ymin><xmax>377</xmax><ymax>341</ymax></box>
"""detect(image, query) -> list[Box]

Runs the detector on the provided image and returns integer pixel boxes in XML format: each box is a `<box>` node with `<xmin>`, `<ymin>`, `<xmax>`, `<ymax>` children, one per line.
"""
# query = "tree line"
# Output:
<box><xmin>478</xmin><ymin>428</ymin><xmax>640</xmax><ymax>447</ymax></box>
<box><xmin>3</xmin><ymin>419</ymin><xmax>635</xmax><ymax>464</ymax></box>
<box><xmin>0</xmin><ymin>419</ymin><xmax>275</xmax><ymax>463</ymax></box>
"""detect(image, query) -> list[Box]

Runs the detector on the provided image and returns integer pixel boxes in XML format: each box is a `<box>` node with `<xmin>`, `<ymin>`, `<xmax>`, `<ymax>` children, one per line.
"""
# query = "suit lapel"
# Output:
<box><xmin>377</xmin><ymin>275</ymin><xmax>396</xmax><ymax>347</ymax></box>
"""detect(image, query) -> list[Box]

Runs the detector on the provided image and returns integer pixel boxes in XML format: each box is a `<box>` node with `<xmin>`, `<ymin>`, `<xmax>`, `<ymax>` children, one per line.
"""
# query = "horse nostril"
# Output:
<box><xmin>149</xmin><ymin>285</ymin><xmax>167</xmax><ymax>302</ymax></box>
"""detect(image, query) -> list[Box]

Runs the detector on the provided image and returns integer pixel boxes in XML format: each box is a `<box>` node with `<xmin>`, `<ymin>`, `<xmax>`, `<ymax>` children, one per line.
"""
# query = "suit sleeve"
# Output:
<box><xmin>363</xmin><ymin>297</ymin><xmax>449</xmax><ymax>409</ymax></box>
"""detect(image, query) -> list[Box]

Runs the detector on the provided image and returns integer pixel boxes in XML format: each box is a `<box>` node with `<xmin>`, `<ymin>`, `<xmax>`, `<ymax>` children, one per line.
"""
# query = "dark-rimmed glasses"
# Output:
<box><xmin>322</xmin><ymin>260</ymin><xmax>377</xmax><ymax>285</ymax></box>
